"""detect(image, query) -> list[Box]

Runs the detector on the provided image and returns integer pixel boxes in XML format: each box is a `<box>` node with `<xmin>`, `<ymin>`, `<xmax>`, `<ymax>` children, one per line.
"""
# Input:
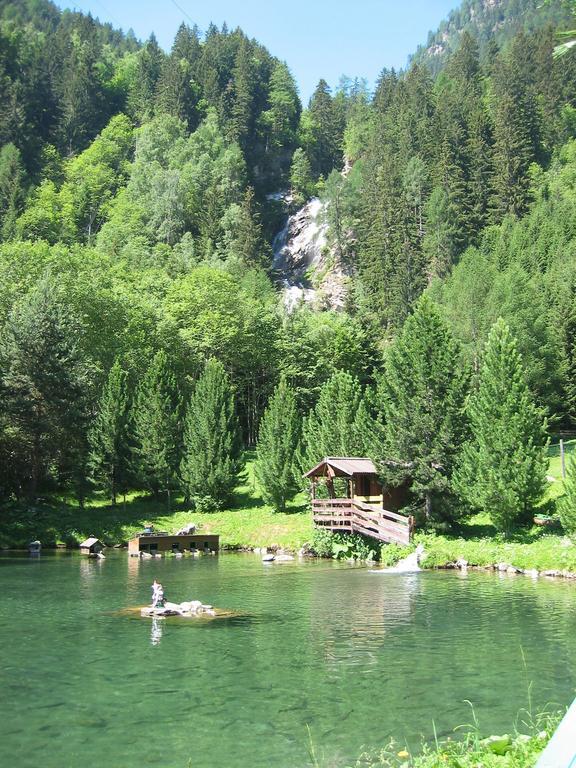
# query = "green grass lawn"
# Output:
<box><xmin>544</xmin><ymin>437</ymin><xmax>575</xmax><ymax>501</ymax></box>
<box><xmin>0</xmin><ymin>455</ymin><xmax>314</xmax><ymax>551</ymax></box>
<box><xmin>2</xmin><ymin>444</ymin><xmax>576</xmax><ymax>569</ymax></box>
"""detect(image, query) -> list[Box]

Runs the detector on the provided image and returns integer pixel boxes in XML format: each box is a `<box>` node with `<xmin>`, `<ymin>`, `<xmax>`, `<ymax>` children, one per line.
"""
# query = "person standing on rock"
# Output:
<box><xmin>151</xmin><ymin>580</ymin><xmax>165</xmax><ymax>608</ymax></box>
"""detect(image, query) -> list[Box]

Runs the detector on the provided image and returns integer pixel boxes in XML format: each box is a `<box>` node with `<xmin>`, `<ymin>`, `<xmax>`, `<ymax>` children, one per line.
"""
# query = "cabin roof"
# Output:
<box><xmin>80</xmin><ymin>537</ymin><xmax>101</xmax><ymax>548</ymax></box>
<box><xmin>303</xmin><ymin>457</ymin><xmax>378</xmax><ymax>479</ymax></box>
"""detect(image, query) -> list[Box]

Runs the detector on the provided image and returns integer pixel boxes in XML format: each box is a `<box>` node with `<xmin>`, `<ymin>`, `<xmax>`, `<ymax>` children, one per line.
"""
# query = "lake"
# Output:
<box><xmin>1</xmin><ymin>551</ymin><xmax>575</xmax><ymax>768</ymax></box>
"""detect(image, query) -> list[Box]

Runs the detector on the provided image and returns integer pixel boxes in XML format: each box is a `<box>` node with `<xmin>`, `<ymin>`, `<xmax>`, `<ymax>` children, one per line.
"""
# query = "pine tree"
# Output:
<box><xmin>254</xmin><ymin>376</ymin><xmax>300</xmax><ymax>512</ymax></box>
<box><xmin>455</xmin><ymin>319</ymin><xmax>548</xmax><ymax>533</ymax></box>
<box><xmin>307</xmin><ymin>79</ymin><xmax>344</xmax><ymax>177</ymax></box>
<box><xmin>301</xmin><ymin>370</ymin><xmax>364</xmax><ymax>470</ymax></box>
<box><xmin>180</xmin><ymin>358</ymin><xmax>240</xmax><ymax>507</ymax></box>
<box><xmin>225</xmin><ymin>187</ymin><xmax>271</xmax><ymax>268</ymax></box>
<box><xmin>128</xmin><ymin>35</ymin><xmax>164</xmax><ymax>124</ymax></box>
<box><xmin>377</xmin><ymin>296</ymin><xmax>469</xmax><ymax>522</ymax></box>
<box><xmin>558</xmin><ymin>452</ymin><xmax>576</xmax><ymax>540</ymax></box>
<box><xmin>0</xmin><ymin>277</ymin><xmax>92</xmax><ymax>499</ymax></box>
<box><xmin>89</xmin><ymin>358</ymin><xmax>131</xmax><ymax>505</ymax></box>
<box><xmin>228</xmin><ymin>36</ymin><xmax>255</xmax><ymax>152</ymax></box>
<box><xmin>289</xmin><ymin>148</ymin><xmax>315</xmax><ymax>205</ymax></box>
<box><xmin>56</xmin><ymin>29</ymin><xmax>102</xmax><ymax>155</ymax></box>
<box><xmin>131</xmin><ymin>350</ymin><xmax>181</xmax><ymax>506</ymax></box>
<box><xmin>491</xmin><ymin>36</ymin><xmax>542</xmax><ymax>219</ymax></box>
<box><xmin>155</xmin><ymin>53</ymin><xmax>198</xmax><ymax>129</ymax></box>
<box><xmin>0</xmin><ymin>142</ymin><xmax>24</xmax><ymax>240</ymax></box>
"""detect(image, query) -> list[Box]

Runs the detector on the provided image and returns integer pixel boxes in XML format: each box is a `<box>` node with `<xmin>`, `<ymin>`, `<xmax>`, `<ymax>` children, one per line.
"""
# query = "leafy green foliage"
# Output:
<box><xmin>351</xmin><ymin>710</ymin><xmax>561</xmax><ymax>767</ymax></box>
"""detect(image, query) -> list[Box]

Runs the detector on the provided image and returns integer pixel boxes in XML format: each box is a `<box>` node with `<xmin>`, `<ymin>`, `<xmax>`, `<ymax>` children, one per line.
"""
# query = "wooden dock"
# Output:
<box><xmin>312</xmin><ymin>498</ymin><xmax>413</xmax><ymax>545</ymax></box>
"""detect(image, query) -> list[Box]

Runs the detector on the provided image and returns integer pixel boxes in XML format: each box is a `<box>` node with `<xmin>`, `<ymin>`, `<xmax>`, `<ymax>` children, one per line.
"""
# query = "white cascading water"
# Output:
<box><xmin>272</xmin><ymin>197</ymin><xmax>327</xmax><ymax>310</ymax></box>
<box><xmin>370</xmin><ymin>544</ymin><xmax>425</xmax><ymax>573</ymax></box>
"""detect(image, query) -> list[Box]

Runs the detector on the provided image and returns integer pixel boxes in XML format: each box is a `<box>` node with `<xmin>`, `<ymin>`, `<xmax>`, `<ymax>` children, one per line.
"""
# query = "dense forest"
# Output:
<box><xmin>2</xmin><ymin>0</ymin><xmax>576</xmax><ymax>536</ymax></box>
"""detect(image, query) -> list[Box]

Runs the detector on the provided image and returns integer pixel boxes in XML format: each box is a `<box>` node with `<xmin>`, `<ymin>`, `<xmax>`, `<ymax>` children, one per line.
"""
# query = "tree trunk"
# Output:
<box><xmin>424</xmin><ymin>491</ymin><xmax>432</xmax><ymax>522</ymax></box>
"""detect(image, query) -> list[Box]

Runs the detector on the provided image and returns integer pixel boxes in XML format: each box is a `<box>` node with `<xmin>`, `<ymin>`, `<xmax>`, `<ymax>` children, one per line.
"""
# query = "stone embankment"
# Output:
<box><xmin>439</xmin><ymin>559</ymin><xmax>576</xmax><ymax>580</ymax></box>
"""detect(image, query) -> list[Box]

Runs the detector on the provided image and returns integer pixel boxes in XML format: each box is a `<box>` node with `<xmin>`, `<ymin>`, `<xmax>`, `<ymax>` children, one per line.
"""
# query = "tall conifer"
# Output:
<box><xmin>89</xmin><ymin>358</ymin><xmax>131</xmax><ymax>505</ymax></box>
<box><xmin>255</xmin><ymin>376</ymin><xmax>300</xmax><ymax>512</ymax></box>
<box><xmin>455</xmin><ymin>319</ymin><xmax>548</xmax><ymax>532</ymax></box>
<box><xmin>180</xmin><ymin>358</ymin><xmax>240</xmax><ymax>507</ymax></box>
<box><xmin>377</xmin><ymin>296</ymin><xmax>469</xmax><ymax>522</ymax></box>
<box><xmin>131</xmin><ymin>350</ymin><xmax>181</xmax><ymax>505</ymax></box>
<box><xmin>301</xmin><ymin>370</ymin><xmax>364</xmax><ymax>469</ymax></box>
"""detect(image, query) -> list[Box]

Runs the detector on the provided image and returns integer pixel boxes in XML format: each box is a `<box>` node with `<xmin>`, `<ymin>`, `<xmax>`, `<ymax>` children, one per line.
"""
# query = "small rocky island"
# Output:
<box><xmin>141</xmin><ymin>600</ymin><xmax>216</xmax><ymax>618</ymax></box>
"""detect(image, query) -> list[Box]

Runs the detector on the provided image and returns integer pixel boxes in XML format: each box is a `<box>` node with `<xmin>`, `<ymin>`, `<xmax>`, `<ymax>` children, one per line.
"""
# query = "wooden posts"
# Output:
<box><xmin>561</xmin><ymin>438</ymin><xmax>566</xmax><ymax>480</ymax></box>
<box><xmin>312</xmin><ymin>497</ymin><xmax>412</xmax><ymax>545</ymax></box>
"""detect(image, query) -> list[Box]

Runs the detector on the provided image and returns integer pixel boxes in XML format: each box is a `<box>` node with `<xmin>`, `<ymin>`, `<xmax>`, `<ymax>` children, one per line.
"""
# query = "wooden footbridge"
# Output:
<box><xmin>312</xmin><ymin>498</ymin><xmax>413</xmax><ymax>545</ymax></box>
<box><xmin>305</xmin><ymin>458</ymin><xmax>414</xmax><ymax>546</ymax></box>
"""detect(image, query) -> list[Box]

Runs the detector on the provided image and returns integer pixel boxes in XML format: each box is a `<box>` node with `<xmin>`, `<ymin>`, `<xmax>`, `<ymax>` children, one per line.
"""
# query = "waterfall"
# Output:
<box><xmin>271</xmin><ymin>195</ymin><xmax>352</xmax><ymax>311</ymax></box>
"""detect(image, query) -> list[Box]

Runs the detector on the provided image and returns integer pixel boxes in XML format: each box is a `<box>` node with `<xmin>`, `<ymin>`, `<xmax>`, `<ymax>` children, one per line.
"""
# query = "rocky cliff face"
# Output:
<box><xmin>272</xmin><ymin>197</ymin><xmax>352</xmax><ymax>311</ymax></box>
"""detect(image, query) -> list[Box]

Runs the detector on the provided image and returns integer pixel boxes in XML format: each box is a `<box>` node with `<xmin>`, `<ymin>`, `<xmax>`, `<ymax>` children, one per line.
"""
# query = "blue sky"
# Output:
<box><xmin>56</xmin><ymin>0</ymin><xmax>460</xmax><ymax>103</ymax></box>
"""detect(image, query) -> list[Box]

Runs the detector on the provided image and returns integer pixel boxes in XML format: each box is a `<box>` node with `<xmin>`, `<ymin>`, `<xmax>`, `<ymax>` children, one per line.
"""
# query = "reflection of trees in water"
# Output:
<box><xmin>386</xmin><ymin>572</ymin><xmax>576</xmax><ymax>734</ymax></box>
<box><xmin>308</xmin><ymin>571</ymin><xmax>423</xmax><ymax>669</ymax></box>
<box><xmin>78</xmin><ymin>555</ymin><xmax>104</xmax><ymax>601</ymax></box>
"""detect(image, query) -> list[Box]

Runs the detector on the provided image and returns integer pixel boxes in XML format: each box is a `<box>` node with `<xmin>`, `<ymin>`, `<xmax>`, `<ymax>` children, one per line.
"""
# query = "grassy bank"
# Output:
<box><xmin>2</xmin><ymin>446</ymin><xmax>576</xmax><ymax>573</ymax></box>
<box><xmin>0</xmin><ymin>457</ymin><xmax>314</xmax><ymax>551</ymax></box>
<box><xmin>344</xmin><ymin>709</ymin><xmax>562</xmax><ymax>768</ymax></box>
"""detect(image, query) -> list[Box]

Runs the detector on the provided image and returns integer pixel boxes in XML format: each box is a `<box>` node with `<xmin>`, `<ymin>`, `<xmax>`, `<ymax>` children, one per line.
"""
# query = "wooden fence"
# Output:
<box><xmin>312</xmin><ymin>498</ymin><xmax>413</xmax><ymax>545</ymax></box>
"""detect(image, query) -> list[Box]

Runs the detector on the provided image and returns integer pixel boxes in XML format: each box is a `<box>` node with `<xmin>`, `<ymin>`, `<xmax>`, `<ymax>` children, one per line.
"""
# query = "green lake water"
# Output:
<box><xmin>1</xmin><ymin>551</ymin><xmax>576</xmax><ymax>768</ymax></box>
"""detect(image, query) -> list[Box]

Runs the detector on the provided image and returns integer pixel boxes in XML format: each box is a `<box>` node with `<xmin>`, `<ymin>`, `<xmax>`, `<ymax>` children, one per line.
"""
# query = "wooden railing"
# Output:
<box><xmin>312</xmin><ymin>498</ymin><xmax>413</xmax><ymax>545</ymax></box>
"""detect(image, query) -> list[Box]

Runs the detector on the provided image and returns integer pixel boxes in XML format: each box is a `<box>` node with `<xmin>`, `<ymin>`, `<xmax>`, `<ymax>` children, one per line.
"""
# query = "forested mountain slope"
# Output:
<box><xmin>1</xmin><ymin>0</ymin><xmax>576</xmax><ymax>530</ymax></box>
<box><xmin>411</xmin><ymin>0</ymin><xmax>572</xmax><ymax>73</ymax></box>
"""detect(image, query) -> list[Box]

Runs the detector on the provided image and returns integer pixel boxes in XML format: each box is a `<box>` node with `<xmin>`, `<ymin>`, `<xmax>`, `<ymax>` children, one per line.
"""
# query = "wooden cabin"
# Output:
<box><xmin>79</xmin><ymin>537</ymin><xmax>104</xmax><ymax>556</ymax></box>
<box><xmin>304</xmin><ymin>457</ymin><xmax>413</xmax><ymax>546</ymax></box>
<box><xmin>128</xmin><ymin>533</ymin><xmax>219</xmax><ymax>556</ymax></box>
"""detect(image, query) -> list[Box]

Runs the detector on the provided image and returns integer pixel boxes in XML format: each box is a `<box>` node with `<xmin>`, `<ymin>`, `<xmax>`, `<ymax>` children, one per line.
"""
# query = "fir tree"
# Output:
<box><xmin>301</xmin><ymin>370</ymin><xmax>364</xmax><ymax>470</ymax></box>
<box><xmin>131</xmin><ymin>350</ymin><xmax>181</xmax><ymax>506</ymax></box>
<box><xmin>228</xmin><ymin>36</ymin><xmax>255</xmax><ymax>151</ymax></box>
<box><xmin>377</xmin><ymin>296</ymin><xmax>469</xmax><ymax>523</ymax></box>
<box><xmin>225</xmin><ymin>187</ymin><xmax>271</xmax><ymax>268</ymax></box>
<box><xmin>455</xmin><ymin>318</ymin><xmax>548</xmax><ymax>533</ymax></box>
<box><xmin>0</xmin><ymin>143</ymin><xmax>24</xmax><ymax>239</ymax></box>
<box><xmin>89</xmin><ymin>358</ymin><xmax>131</xmax><ymax>505</ymax></box>
<box><xmin>491</xmin><ymin>36</ymin><xmax>542</xmax><ymax>219</ymax></box>
<box><xmin>128</xmin><ymin>34</ymin><xmax>164</xmax><ymax>124</ymax></box>
<box><xmin>0</xmin><ymin>277</ymin><xmax>92</xmax><ymax>499</ymax></box>
<box><xmin>290</xmin><ymin>148</ymin><xmax>315</xmax><ymax>205</ymax></box>
<box><xmin>180</xmin><ymin>358</ymin><xmax>240</xmax><ymax>507</ymax></box>
<box><xmin>307</xmin><ymin>79</ymin><xmax>344</xmax><ymax>177</ymax></box>
<box><xmin>558</xmin><ymin>452</ymin><xmax>576</xmax><ymax>540</ymax></box>
<box><xmin>255</xmin><ymin>376</ymin><xmax>300</xmax><ymax>512</ymax></box>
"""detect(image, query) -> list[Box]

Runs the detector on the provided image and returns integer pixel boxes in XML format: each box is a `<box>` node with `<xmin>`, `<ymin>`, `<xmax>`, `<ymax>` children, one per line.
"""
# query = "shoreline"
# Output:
<box><xmin>5</xmin><ymin>540</ymin><xmax>576</xmax><ymax>583</ymax></box>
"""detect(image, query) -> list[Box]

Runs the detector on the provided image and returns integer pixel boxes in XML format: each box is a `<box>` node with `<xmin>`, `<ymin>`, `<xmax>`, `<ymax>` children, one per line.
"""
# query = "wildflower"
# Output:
<box><xmin>397</xmin><ymin>750</ymin><xmax>410</xmax><ymax>758</ymax></box>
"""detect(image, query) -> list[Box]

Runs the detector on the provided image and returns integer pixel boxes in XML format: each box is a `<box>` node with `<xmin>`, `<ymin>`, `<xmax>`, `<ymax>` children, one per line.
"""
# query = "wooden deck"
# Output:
<box><xmin>312</xmin><ymin>498</ymin><xmax>413</xmax><ymax>545</ymax></box>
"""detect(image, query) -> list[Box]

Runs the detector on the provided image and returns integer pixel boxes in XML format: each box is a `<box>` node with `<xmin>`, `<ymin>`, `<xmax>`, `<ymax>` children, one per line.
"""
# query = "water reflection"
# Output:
<box><xmin>309</xmin><ymin>570</ymin><xmax>423</xmax><ymax>669</ymax></box>
<box><xmin>150</xmin><ymin>617</ymin><xmax>163</xmax><ymax>646</ymax></box>
<box><xmin>2</xmin><ymin>553</ymin><xmax>576</xmax><ymax>768</ymax></box>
